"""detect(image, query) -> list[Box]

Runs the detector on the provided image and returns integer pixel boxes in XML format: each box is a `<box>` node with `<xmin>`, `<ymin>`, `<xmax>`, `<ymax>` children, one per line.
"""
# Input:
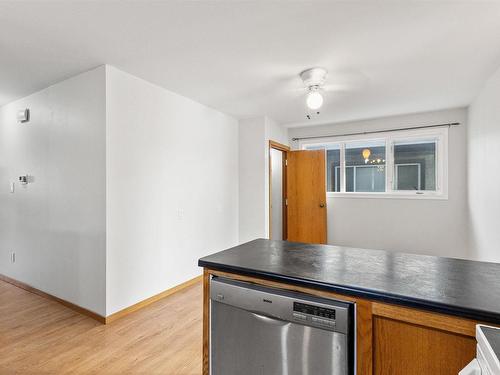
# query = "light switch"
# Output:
<box><xmin>10</xmin><ymin>182</ymin><xmax>14</xmax><ymax>193</ymax></box>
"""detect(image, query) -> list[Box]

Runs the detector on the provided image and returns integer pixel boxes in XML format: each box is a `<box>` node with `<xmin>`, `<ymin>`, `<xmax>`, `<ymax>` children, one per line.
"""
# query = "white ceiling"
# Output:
<box><xmin>1</xmin><ymin>1</ymin><xmax>500</xmax><ymax>127</ymax></box>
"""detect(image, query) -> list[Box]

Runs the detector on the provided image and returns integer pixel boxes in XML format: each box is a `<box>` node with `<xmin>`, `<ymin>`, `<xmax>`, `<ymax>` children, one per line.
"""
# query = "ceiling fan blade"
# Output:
<box><xmin>322</xmin><ymin>83</ymin><xmax>355</xmax><ymax>92</ymax></box>
<box><xmin>322</xmin><ymin>70</ymin><xmax>369</xmax><ymax>92</ymax></box>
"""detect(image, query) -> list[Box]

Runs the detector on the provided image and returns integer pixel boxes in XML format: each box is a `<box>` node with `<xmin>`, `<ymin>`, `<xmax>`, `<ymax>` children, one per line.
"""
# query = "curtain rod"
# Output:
<box><xmin>291</xmin><ymin>122</ymin><xmax>461</xmax><ymax>141</ymax></box>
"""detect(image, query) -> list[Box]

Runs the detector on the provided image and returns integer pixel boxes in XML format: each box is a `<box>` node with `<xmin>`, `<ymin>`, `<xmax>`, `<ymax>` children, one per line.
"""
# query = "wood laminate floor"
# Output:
<box><xmin>0</xmin><ymin>279</ymin><xmax>202</xmax><ymax>374</ymax></box>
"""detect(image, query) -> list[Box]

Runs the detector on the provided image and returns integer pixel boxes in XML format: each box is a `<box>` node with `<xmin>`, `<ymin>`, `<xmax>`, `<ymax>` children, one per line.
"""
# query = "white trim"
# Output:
<box><xmin>334</xmin><ymin>165</ymin><xmax>341</xmax><ymax>192</ymax></box>
<box><xmin>340</xmin><ymin>142</ymin><xmax>345</xmax><ymax>193</ymax></box>
<box><xmin>301</xmin><ymin>126</ymin><xmax>449</xmax><ymax>200</ymax></box>
<box><xmin>386</xmin><ymin>139</ymin><xmax>392</xmax><ymax>193</ymax></box>
<box><xmin>327</xmin><ymin>191</ymin><xmax>448</xmax><ymax>200</ymax></box>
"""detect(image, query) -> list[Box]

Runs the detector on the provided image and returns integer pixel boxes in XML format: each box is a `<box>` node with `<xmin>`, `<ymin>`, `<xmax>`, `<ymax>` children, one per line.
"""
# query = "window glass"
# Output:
<box><xmin>345</xmin><ymin>140</ymin><xmax>386</xmax><ymax>192</ymax></box>
<box><xmin>395</xmin><ymin>164</ymin><xmax>420</xmax><ymax>190</ymax></box>
<box><xmin>393</xmin><ymin>140</ymin><xmax>436</xmax><ymax>191</ymax></box>
<box><xmin>304</xmin><ymin>144</ymin><xmax>340</xmax><ymax>192</ymax></box>
<box><xmin>326</xmin><ymin>147</ymin><xmax>340</xmax><ymax>192</ymax></box>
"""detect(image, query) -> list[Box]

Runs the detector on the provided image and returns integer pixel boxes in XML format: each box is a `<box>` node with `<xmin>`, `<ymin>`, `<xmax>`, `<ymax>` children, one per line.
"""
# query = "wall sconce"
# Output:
<box><xmin>17</xmin><ymin>108</ymin><xmax>30</xmax><ymax>123</ymax></box>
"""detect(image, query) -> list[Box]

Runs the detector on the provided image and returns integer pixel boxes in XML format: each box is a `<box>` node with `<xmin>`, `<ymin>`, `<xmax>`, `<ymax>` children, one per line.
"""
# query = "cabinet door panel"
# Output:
<box><xmin>373</xmin><ymin>316</ymin><xmax>475</xmax><ymax>375</ymax></box>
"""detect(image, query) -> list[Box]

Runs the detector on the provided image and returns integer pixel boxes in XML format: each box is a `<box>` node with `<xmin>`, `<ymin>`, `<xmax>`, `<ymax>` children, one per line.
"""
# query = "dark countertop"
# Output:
<box><xmin>198</xmin><ymin>239</ymin><xmax>500</xmax><ymax>324</ymax></box>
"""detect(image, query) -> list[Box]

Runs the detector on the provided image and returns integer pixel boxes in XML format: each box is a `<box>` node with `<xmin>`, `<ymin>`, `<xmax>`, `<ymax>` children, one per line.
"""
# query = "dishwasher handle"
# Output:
<box><xmin>251</xmin><ymin>312</ymin><xmax>290</xmax><ymax>326</ymax></box>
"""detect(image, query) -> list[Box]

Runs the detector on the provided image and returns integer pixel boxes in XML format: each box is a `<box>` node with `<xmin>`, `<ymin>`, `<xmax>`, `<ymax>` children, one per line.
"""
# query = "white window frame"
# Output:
<box><xmin>300</xmin><ymin>127</ymin><xmax>448</xmax><ymax>199</ymax></box>
<box><xmin>334</xmin><ymin>165</ymin><xmax>341</xmax><ymax>192</ymax></box>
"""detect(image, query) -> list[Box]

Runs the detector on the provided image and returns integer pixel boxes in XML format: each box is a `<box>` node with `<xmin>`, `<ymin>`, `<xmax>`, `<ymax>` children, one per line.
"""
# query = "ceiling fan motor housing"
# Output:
<box><xmin>300</xmin><ymin>67</ymin><xmax>328</xmax><ymax>89</ymax></box>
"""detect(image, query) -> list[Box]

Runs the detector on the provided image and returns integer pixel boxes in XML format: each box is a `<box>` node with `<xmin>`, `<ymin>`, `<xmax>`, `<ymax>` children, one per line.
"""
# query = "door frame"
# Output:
<box><xmin>268</xmin><ymin>140</ymin><xmax>290</xmax><ymax>240</ymax></box>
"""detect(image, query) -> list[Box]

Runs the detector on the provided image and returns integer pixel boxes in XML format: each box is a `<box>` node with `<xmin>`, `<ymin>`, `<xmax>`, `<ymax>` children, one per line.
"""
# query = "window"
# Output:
<box><xmin>345</xmin><ymin>140</ymin><xmax>386</xmax><ymax>192</ymax></box>
<box><xmin>393</xmin><ymin>139</ymin><xmax>436</xmax><ymax>191</ymax></box>
<box><xmin>326</xmin><ymin>146</ymin><xmax>341</xmax><ymax>192</ymax></box>
<box><xmin>301</xmin><ymin>127</ymin><xmax>447</xmax><ymax>199</ymax></box>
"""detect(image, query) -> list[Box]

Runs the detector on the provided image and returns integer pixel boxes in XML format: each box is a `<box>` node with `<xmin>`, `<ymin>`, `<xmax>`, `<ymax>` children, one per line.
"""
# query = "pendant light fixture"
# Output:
<box><xmin>362</xmin><ymin>148</ymin><xmax>371</xmax><ymax>163</ymax></box>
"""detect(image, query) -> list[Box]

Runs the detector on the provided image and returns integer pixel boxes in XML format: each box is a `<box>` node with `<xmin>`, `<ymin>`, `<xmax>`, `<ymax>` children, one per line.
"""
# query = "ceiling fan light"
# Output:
<box><xmin>306</xmin><ymin>90</ymin><xmax>323</xmax><ymax>110</ymax></box>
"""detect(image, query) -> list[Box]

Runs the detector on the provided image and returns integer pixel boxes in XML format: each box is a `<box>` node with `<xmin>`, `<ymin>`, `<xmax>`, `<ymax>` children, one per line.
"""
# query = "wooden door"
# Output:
<box><xmin>286</xmin><ymin>150</ymin><xmax>327</xmax><ymax>244</ymax></box>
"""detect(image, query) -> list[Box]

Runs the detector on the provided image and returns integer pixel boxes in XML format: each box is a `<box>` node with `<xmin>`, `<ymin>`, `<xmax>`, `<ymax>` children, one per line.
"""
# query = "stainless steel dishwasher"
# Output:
<box><xmin>210</xmin><ymin>277</ymin><xmax>355</xmax><ymax>375</ymax></box>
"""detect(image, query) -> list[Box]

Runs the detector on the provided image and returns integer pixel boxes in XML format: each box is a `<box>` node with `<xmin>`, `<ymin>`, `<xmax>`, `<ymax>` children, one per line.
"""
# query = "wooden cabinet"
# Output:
<box><xmin>370</xmin><ymin>303</ymin><xmax>478</xmax><ymax>374</ymax></box>
<box><xmin>202</xmin><ymin>268</ymin><xmax>480</xmax><ymax>375</ymax></box>
<box><xmin>373</xmin><ymin>316</ymin><xmax>475</xmax><ymax>374</ymax></box>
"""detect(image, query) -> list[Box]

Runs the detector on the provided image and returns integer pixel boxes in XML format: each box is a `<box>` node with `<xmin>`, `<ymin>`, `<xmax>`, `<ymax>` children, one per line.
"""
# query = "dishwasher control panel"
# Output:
<box><xmin>293</xmin><ymin>302</ymin><xmax>336</xmax><ymax>319</ymax></box>
<box><xmin>293</xmin><ymin>302</ymin><xmax>337</xmax><ymax>327</ymax></box>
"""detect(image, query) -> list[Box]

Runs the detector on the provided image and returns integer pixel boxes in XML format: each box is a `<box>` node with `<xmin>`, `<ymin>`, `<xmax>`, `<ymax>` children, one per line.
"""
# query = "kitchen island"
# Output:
<box><xmin>199</xmin><ymin>239</ymin><xmax>500</xmax><ymax>374</ymax></box>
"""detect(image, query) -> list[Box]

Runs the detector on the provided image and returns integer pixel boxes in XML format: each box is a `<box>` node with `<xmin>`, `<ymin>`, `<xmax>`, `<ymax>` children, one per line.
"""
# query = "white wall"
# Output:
<box><xmin>238</xmin><ymin>117</ymin><xmax>267</xmax><ymax>243</ymax></box>
<box><xmin>105</xmin><ymin>66</ymin><xmax>239</xmax><ymax>315</ymax></box>
<box><xmin>265</xmin><ymin>116</ymin><xmax>288</xmax><ymax>146</ymax></box>
<box><xmin>288</xmin><ymin>108</ymin><xmax>468</xmax><ymax>259</ymax></box>
<box><xmin>238</xmin><ymin>116</ymin><xmax>288</xmax><ymax>243</ymax></box>
<box><xmin>0</xmin><ymin>67</ymin><xmax>107</xmax><ymax>315</ymax></box>
<box><xmin>264</xmin><ymin>117</ymin><xmax>289</xmax><ymax>237</ymax></box>
<box><xmin>468</xmin><ymin>66</ymin><xmax>500</xmax><ymax>263</ymax></box>
<box><xmin>270</xmin><ymin>149</ymin><xmax>283</xmax><ymax>240</ymax></box>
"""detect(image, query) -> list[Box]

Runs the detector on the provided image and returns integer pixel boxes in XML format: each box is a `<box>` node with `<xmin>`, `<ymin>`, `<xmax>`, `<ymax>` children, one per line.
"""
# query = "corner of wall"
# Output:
<box><xmin>237</xmin><ymin>115</ymin><xmax>288</xmax><ymax>242</ymax></box>
<box><xmin>104</xmin><ymin>64</ymin><xmax>110</xmax><ymax>316</ymax></box>
<box><xmin>264</xmin><ymin>116</ymin><xmax>289</xmax><ymax>146</ymax></box>
<box><xmin>466</xmin><ymin>64</ymin><xmax>500</xmax><ymax>262</ymax></box>
<box><xmin>0</xmin><ymin>66</ymin><xmax>108</xmax><ymax>316</ymax></box>
<box><xmin>105</xmin><ymin>69</ymin><xmax>240</xmax><ymax>315</ymax></box>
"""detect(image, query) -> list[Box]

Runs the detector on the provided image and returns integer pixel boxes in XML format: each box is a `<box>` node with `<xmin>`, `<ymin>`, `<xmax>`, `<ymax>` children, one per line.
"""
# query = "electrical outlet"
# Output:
<box><xmin>10</xmin><ymin>252</ymin><xmax>15</xmax><ymax>264</ymax></box>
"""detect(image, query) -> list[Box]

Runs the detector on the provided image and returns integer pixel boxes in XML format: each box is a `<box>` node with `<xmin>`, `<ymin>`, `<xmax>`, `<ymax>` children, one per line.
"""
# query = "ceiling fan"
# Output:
<box><xmin>299</xmin><ymin>67</ymin><xmax>328</xmax><ymax>110</ymax></box>
<box><xmin>299</xmin><ymin>67</ymin><xmax>367</xmax><ymax>111</ymax></box>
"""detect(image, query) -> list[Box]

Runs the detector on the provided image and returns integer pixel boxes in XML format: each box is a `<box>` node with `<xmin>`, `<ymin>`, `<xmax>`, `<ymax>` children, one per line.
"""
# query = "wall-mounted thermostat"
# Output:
<box><xmin>17</xmin><ymin>108</ymin><xmax>30</xmax><ymax>123</ymax></box>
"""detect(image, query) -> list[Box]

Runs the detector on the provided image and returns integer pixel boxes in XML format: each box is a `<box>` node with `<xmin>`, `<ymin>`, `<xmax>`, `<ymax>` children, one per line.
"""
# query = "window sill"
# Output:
<box><xmin>326</xmin><ymin>192</ymin><xmax>448</xmax><ymax>200</ymax></box>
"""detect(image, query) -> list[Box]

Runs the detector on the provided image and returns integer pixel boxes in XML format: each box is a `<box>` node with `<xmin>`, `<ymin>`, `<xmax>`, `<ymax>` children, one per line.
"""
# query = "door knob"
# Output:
<box><xmin>319</xmin><ymin>203</ymin><xmax>325</xmax><ymax>208</ymax></box>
